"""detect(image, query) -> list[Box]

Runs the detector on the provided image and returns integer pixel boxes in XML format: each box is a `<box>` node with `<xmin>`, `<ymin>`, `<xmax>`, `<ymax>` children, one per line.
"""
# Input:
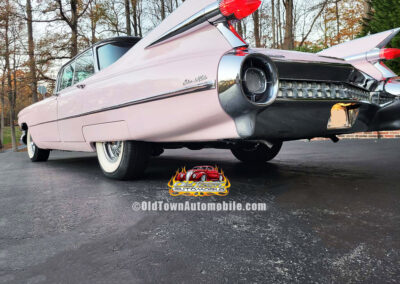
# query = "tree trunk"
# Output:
<box><xmin>237</xmin><ymin>21</ymin><xmax>244</xmax><ymax>38</ymax></box>
<box><xmin>90</xmin><ymin>0</ymin><xmax>97</xmax><ymax>44</ymax></box>
<box><xmin>335</xmin><ymin>0</ymin><xmax>340</xmax><ymax>43</ymax></box>
<box><xmin>160</xmin><ymin>0</ymin><xmax>166</xmax><ymax>20</ymax></box>
<box><xmin>26</xmin><ymin>0</ymin><xmax>39</xmax><ymax>103</ymax></box>
<box><xmin>0</xmin><ymin>70</ymin><xmax>4</xmax><ymax>149</ymax></box>
<box><xmin>253</xmin><ymin>10</ymin><xmax>261</xmax><ymax>47</ymax></box>
<box><xmin>277</xmin><ymin>0</ymin><xmax>283</xmax><ymax>48</ymax></box>
<box><xmin>282</xmin><ymin>0</ymin><xmax>294</xmax><ymax>50</ymax></box>
<box><xmin>0</xmin><ymin>64</ymin><xmax>5</xmax><ymax>149</ymax></box>
<box><xmin>91</xmin><ymin>17</ymin><xmax>97</xmax><ymax>44</ymax></box>
<box><xmin>131</xmin><ymin>0</ymin><xmax>138</xmax><ymax>36</ymax></box>
<box><xmin>10</xmin><ymin>34</ymin><xmax>18</xmax><ymax>151</ymax></box>
<box><xmin>70</xmin><ymin>0</ymin><xmax>78</xmax><ymax>57</ymax></box>
<box><xmin>4</xmin><ymin>1</ymin><xmax>17</xmax><ymax>151</ymax></box>
<box><xmin>125</xmin><ymin>0</ymin><xmax>131</xmax><ymax>35</ymax></box>
<box><xmin>271</xmin><ymin>0</ymin><xmax>276</xmax><ymax>48</ymax></box>
<box><xmin>364</xmin><ymin>0</ymin><xmax>372</xmax><ymax>21</ymax></box>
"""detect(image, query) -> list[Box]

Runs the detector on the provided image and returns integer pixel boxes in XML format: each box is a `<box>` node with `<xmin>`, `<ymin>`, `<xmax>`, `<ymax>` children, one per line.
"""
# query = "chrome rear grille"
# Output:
<box><xmin>278</xmin><ymin>81</ymin><xmax>371</xmax><ymax>102</ymax></box>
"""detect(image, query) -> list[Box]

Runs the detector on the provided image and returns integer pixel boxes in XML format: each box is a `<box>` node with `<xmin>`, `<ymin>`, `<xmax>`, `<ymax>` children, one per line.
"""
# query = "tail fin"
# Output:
<box><xmin>318</xmin><ymin>28</ymin><xmax>400</xmax><ymax>80</ymax></box>
<box><xmin>318</xmin><ymin>28</ymin><xmax>400</xmax><ymax>59</ymax></box>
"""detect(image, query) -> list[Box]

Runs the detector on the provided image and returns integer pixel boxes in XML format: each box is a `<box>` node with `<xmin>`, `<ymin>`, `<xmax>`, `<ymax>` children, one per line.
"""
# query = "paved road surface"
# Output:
<box><xmin>0</xmin><ymin>140</ymin><xmax>399</xmax><ymax>283</ymax></box>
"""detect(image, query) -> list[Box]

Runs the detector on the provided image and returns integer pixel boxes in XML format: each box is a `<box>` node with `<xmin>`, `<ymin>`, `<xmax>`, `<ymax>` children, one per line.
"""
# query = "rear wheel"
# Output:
<box><xmin>96</xmin><ymin>141</ymin><xmax>150</xmax><ymax>180</ymax></box>
<box><xmin>27</xmin><ymin>130</ymin><xmax>50</xmax><ymax>162</ymax></box>
<box><xmin>231</xmin><ymin>142</ymin><xmax>283</xmax><ymax>163</ymax></box>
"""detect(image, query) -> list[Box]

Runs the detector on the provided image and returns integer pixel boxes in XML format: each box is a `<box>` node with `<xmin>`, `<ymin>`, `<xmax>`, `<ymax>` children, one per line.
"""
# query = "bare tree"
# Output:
<box><xmin>253</xmin><ymin>9</ymin><xmax>261</xmax><ymax>47</ymax></box>
<box><xmin>160</xmin><ymin>0</ymin><xmax>166</xmax><ymax>20</ymax></box>
<box><xmin>277</xmin><ymin>0</ymin><xmax>283</xmax><ymax>47</ymax></box>
<box><xmin>26</xmin><ymin>0</ymin><xmax>38</xmax><ymax>103</ymax></box>
<box><xmin>3</xmin><ymin>0</ymin><xmax>17</xmax><ymax>151</ymax></box>
<box><xmin>282</xmin><ymin>0</ymin><xmax>294</xmax><ymax>49</ymax></box>
<box><xmin>87</xmin><ymin>0</ymin><xmax>104</xmax><ymax>44</ymax></box>
<box><xmin>298</xmin><ymin>0</ymin><xmax>330</xmax><ymax>47</ymax></box>
<box><xmin>130</xmin><ymin>0</ymin><xmax>144</xmax><ymax>37</ymax></box>
<box><xmin>101</xmin><ymin>1</ymin><xmax>125</xmax><ymax>36</ymax></box>
<box><xmin>271</xmin><ymin>0</ymin><xmax>276</xmax><ymax>48</ymax></box>
<box><xmin>54</xmin><ymin>0</ymin><xmax>93</xmax><ymax>57</ymax></box>
<box><xmin>335</xmin><ymin>0</ymin><xmax>340</xmax><ymax>43</ymax></box>
<box><xmin>0</xmin><ymin>63</ymin><xmax>4</xmax><ymax>149</ymax></box>
<box><xmin>125</xmin><ymin>0</ymin><xmax>132</xmax><ymax>35</ymax></box>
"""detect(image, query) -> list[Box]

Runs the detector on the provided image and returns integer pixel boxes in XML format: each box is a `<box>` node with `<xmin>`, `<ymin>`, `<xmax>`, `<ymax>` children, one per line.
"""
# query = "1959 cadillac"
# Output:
<box><xmin>18</xmin><ymin>0</ymin><xmax>400</xmax><ymax>180</ymax></box>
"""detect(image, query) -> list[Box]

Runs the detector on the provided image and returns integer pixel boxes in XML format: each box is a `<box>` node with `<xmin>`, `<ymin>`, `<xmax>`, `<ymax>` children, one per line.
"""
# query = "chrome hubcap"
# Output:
<box><xmin>103</xmin><ymin>142</ymin><xmax>122</xmax><ymax>163</ymax></box>
<box><xmin>29</xmin><ymin>135</ymin><xmax>36</xmax><ymax>154</ymax></box>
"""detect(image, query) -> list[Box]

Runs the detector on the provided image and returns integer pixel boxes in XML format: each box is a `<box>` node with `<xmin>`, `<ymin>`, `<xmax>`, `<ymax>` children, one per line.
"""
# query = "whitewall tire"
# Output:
<box><xmin>27</xmin><ymin>130</ymin><xmax>50</xmax><ymax>162</ymax></box>
<box><xmin>96</xmin><ymin>141</ymin><xmax>150</xmax><ymax>180</ymax></box>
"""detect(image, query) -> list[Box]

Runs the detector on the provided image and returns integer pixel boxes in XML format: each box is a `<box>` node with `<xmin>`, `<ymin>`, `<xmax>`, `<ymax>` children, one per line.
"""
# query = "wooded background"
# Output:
<box><xmin>0</xmin><ymin>0</ymin><xmax>398</xmax><ymax>150</ymax></box>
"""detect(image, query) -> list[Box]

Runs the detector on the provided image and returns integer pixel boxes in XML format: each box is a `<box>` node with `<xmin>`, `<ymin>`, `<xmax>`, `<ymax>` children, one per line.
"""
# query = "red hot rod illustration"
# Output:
<box><xmin>176</xmin><ymin>166</ymin><xmax>224</xmax><ymax>182</ymax></box>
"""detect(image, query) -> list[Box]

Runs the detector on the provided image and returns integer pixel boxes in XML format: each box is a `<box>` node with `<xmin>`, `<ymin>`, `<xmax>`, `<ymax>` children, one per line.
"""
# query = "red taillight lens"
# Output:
<box><xmin>380</xmin><ymin>48</ymin><xmax>400</xmax><ymax>60</ymax></box>
<box><xmin>219</xmin><ymin>0</ymin><xmax>262</xmax><ymax>20</ymax></box>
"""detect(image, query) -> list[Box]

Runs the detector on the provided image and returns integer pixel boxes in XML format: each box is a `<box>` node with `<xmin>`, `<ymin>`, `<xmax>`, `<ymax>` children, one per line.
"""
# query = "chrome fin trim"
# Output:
<box><xmin>215</xmin><ymin>22</ymin><xmax>248</xmax><ymax>48</ymax></box>
<box><xmin>147</xmin><ymin>2</ymin><xmax>220</xmax><ymax>48</ymax></box>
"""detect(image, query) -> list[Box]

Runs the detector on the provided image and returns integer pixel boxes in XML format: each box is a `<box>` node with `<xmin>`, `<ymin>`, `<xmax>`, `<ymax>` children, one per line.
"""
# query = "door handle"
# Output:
<box><xmin>76</xmin><ymin>84</ymin><xmax>86</xmax><ymax>89</ymax></box>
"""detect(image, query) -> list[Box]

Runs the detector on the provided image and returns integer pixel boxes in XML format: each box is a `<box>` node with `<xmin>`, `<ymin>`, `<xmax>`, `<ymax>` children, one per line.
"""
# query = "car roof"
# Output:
<box><xmin>92</xmin><ymin>36</ymin><xmax>142</xmax><ymax>48</ymax></box>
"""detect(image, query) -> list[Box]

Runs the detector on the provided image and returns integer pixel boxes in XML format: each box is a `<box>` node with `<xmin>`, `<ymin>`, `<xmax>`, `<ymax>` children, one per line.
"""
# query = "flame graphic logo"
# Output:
<box><xmin>168</xmin><ymin>166</ymin><xmax>231</xmax><ymax>197</ymax></box>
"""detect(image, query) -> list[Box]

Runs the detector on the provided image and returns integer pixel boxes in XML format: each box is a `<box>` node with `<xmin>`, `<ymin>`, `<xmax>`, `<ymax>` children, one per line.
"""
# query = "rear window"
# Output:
<box><xmin>97</xmin><ymin>42</ymin><xmax>134</xmax><ymax>70</ymax></box>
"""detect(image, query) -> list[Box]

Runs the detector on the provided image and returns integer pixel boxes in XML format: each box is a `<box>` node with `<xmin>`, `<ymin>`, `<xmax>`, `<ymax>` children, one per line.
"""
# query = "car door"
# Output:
<box><xmin>57</xmin><ymin>49</ymin><xmax>95</xmax><ymax>142</ymax></box>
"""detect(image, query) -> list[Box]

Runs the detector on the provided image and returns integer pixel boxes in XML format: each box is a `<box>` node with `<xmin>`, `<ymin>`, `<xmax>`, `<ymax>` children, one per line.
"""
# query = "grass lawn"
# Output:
<box><xmin>1</xmin><ymin>126</ymin><xmax>22</xmax><ymax>148</ymax></box>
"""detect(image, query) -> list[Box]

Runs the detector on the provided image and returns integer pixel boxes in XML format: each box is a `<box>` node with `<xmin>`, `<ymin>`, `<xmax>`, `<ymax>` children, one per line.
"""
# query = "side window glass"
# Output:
<box><xmin>60</xmin><ymin>63</ymin><xmax>75</xmax><ymax>91</ymax></box>
<box><xmin>97</xmin><ymin>43</ymin><xmax>133</xmax><ymax>70</ymax></box>
<box><xmin>74</xmin><ymin>49</ymin><xmax>95</xmax><ymax>83</ymax></box>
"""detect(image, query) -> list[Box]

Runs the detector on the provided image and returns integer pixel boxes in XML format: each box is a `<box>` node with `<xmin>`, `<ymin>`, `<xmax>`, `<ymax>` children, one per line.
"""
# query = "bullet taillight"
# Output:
<box><xmin>219</xmin><ymin>0</ymin><xmax>262</xmax><ymax>20</ymax></box>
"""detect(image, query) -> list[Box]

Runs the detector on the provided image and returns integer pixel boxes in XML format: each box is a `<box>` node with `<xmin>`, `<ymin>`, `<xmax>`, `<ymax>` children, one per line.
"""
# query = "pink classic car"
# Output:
<box><xmin>18</xmin><ymin>0</ymin><xmax>400</xmax><ymax>180</ymax></box>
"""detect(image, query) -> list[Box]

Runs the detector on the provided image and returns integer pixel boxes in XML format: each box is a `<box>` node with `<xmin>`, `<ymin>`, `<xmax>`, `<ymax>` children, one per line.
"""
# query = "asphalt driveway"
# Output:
<box><xmin>0</xmin><ymin>140</ymin><xmax>399</xmax><ymax>283</ymax></box>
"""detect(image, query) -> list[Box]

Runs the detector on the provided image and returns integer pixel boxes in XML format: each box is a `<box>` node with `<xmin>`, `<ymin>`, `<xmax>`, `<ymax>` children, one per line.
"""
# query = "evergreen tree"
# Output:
<box><xmin>362</xmin><ymin>0</ymin><xmax>400</xmax><ymax>73</ymax></box>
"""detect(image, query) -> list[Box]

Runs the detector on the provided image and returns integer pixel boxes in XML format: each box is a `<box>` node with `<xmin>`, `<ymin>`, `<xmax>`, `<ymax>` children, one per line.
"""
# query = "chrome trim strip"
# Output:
<box><xmin>31</xmin><ymin>81</ymin><xmax>216</xmax><ymax>127</ymax></box>
<box><xmin>147</xmin><ymin>2</ymin><xmax>221</xmax><ymax>48</ymax></box>
<box><xmin>215</xmin><ymin>22</ymin><xmax>247</xmax><ymax>48</ymax></box>
<box><xmin>374</xmin><ymin>62</ymin><xmax>397</xmax><ymax>79</ymax></box>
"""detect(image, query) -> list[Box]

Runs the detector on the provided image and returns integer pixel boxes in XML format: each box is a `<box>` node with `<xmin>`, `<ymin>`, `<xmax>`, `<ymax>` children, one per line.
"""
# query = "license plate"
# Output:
<box><xmin>327</xmin><ymin>103</ymin><xmax>359</xmax><ymax>130</ymax></box>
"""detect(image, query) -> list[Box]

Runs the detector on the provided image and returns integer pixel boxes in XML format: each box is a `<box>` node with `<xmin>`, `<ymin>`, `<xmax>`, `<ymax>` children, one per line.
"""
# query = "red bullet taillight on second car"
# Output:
<box><xmin>380</xmin><ymin>48</ymin><xmax>400</xmax><ymax>60</ymax></box>
<box><xmin>219</xmin><ymin>0</ymin><xmax>262</xmax><ymax>20</ymax></box>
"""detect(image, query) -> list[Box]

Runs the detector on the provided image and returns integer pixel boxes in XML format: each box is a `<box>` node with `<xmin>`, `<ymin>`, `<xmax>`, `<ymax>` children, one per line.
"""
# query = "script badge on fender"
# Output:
<box><xmin>168</xmin><ymin>165</ymin><xmax>231</xmax><ymax>197</ymax></box>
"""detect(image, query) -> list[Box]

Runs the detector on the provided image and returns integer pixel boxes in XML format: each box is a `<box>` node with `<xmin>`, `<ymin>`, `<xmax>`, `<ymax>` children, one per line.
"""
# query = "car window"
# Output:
<box><xmin>59</xmin><ymin>63</ymin><xmax>75</xmax><ymax>91</ymax></box>
<box><xmin>97</xmin><ymin>42</ymin><xmax>134</xmax><ymax>70</ymax></box>
<box><xmin>74</xmin><ymin>49</ymin><xmax>95</xmax><ymax>83</ymax></box>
